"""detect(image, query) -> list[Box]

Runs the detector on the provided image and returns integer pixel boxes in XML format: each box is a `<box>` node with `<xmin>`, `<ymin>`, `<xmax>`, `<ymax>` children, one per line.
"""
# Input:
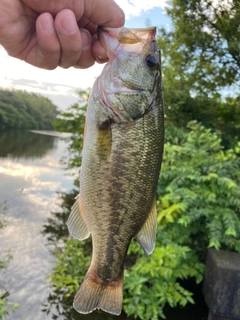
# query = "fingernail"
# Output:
<box><xmin>42</xmin><ymin>14</ymin><xmax>54</xmax><ymax>33</ymax></box>
<box><xmin>62</xmin><ymin>14</ymin><xmax>77</xmax><ymax>34</ymax></box>
<box><xmin>95</xmin><ymin>56</ymin><xmax>108</xmax><ymax>64</ymax></box>
<box><xmin>80</xmin><ymin>29</ymin><xmax>91</xmax><ymax>51</ymax></box>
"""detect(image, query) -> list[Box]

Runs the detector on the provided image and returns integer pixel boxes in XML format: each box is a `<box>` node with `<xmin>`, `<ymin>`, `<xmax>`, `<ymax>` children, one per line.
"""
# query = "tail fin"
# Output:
<box><xmin>73</xmin><ymin>271</ymin><xmax>123</xmax><ymax>316</ymax></box>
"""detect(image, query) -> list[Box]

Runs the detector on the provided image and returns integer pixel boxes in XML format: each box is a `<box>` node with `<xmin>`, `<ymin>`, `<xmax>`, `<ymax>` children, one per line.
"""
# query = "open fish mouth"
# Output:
<box><xmin>98</xmin><ymin>26</ymin><xmax>156</xmax><ymax>43</ymax></box>
<box><xmin>98</xmin><ymin>26</ymin><xmax>157</xmax><ymax>57</ymax></box>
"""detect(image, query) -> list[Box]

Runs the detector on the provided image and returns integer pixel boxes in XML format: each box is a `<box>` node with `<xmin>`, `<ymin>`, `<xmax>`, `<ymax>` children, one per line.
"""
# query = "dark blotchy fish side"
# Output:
<box><xmin>67</xmin><ymin>26</ymin><xmax>164</xmax><ymax>316</ymax></box>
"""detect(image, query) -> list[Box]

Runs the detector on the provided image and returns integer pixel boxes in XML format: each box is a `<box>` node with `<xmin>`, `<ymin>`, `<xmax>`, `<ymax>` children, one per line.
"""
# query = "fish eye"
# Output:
<box><xmin>145</xmin><ymin>55</ymin><xmax>158</xmax><ymax>69</ymax></box>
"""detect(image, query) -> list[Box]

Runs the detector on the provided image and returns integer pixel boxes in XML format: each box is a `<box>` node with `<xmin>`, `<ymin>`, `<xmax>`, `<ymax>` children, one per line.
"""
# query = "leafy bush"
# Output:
<box><xmin>0</xmin><ymin>203</ymin><xmax>19</xmax><ymax>320</ymax></box>
<box><xmin>159</xmin><ymin>121</ymin><xmax>240</xmax><ymax>252</ymax></box>
<box><xmin>0</xmin><ymin>293</ymin><xmax>18</xmax><ymax>320</ymax></box>
<box><xmin>53</xmin><ymin>90</ymin><xmax>88</xmax><ymax>170</ymax></box>
<box><xmin>47</xmin><ymin>120</ymin><xmax>240</xmax><ymax>319</ymax></box>
<box><xmin>123</xmin><ymin>121</ymin><xmax>240</xmax><ymax>319</ymax></box>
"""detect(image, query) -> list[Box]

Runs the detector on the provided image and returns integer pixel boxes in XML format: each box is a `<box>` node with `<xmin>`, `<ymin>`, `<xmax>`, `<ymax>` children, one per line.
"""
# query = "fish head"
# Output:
<box><xmin>97</xmin><ymin>27</ymin><xmax>162</xmax><ymax>122</ymax></box>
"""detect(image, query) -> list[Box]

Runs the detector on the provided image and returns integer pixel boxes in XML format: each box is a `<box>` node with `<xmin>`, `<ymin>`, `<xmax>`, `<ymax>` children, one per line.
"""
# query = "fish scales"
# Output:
<box><xmin>67</xmin><ymin>26</ymin><xmax>164</xmax><ymax>316</ymax></box>
<box><xmin>83</xmin><ymin>109</ymin><xmax>162</xmax><ymax>278</ymax></box>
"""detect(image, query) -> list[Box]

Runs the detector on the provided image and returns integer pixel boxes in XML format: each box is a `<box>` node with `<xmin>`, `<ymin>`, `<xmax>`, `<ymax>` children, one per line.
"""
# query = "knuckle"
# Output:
<box><xmin>75</xmin><ymin>60</ymin><xmax>95</xmax><ymax>69</ymax></box>
<box><xmin>38</xmin><ymin>51</ymin><xmax>60</xmax><ymax>70</ymax></box>
<box><xmin>40</xmin><ymin>61</ymin><xmax>58</xmax><ymax>70</ymax></box>
<box><xmin>59</xmin><ymin>53</ymin><xmax>81</xmax><ymax>68</ymax></box>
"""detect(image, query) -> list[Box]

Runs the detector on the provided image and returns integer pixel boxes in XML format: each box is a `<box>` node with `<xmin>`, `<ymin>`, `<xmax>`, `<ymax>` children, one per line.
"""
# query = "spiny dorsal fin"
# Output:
<box><xmin>66</xmin><ymin>195</ymin><xmax>90</xmax><ymax>240</ymax></box>
<box><xmin>135</xmin><ymin>199</ymin><xmax>157</xmax><ymax>255</ymax></box>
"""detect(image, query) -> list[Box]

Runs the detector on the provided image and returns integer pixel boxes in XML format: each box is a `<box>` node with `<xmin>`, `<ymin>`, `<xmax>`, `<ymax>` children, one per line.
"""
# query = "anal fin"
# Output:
<box><xmin>135</xmin><ymin>199</ymin><xmax>157</xmax><ymax>255</ymax></box>
<box><xmin>66</xmin><ymin>194</ymin><xmax>90</xmax><ymax>240</ymax></box>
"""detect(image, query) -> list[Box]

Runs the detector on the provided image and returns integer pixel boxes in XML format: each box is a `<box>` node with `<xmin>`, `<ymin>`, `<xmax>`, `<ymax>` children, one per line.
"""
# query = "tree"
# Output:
<box><xmin>53</xmin><ymin>90</ymin><xmax>88</xmax><ymax>170</ymax></box>
<box><xmin>160</xmin><ymin>0</ymin><xmax>239</xmax><ymax>93</ymax></box>
<box><xmin>0</xmin><ymin>89</ymin><xmax>58</xmax><ymax>130</ymax></box>
<box><xmin>0</xmin><ymin>130</ymin><xmax>55</xmax><ymax>159</ymax></box>
<box><xmin>158</xmin><ymin>0</ymin><xmax>240</xmax><ymax>147</ymax></box>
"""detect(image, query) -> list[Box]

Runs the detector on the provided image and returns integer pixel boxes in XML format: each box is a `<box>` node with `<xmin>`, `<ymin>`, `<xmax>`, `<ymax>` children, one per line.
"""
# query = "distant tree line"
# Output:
<box><xmin>0</xmin><ymin>89</ymin><xmax>58</xmax><ymax>130</ymax></box>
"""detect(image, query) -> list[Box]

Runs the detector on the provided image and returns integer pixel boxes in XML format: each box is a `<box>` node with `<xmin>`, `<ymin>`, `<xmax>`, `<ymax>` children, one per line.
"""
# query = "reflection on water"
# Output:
<box><xmin>42</xmin><ymin>190</ymin><xmax>77</xmax><ymax>245</ymax></box>
<box><xmin>0</xmin><ymin>130</ymin><xmax>56</xmax><ymax>159</ymax></box>
<box><xmin>0</xmin><ymin>130</ymin><xmax>74</xmax><ymax>320</ymax></box>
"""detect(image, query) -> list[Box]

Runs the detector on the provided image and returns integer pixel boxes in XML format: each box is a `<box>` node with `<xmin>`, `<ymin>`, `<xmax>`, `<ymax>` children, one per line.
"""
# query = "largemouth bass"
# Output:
<box><xmin>67</xmin><ymin>26</ymin><xmax>164</xmax><ymax>316</ymax></box>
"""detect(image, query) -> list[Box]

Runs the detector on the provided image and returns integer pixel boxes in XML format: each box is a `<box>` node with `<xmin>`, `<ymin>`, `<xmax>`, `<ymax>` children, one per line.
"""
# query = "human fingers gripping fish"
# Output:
<box><xmin>66</xmin><ymin>26</ymin><xmax>164</xmax><ymax>316</ymax></box>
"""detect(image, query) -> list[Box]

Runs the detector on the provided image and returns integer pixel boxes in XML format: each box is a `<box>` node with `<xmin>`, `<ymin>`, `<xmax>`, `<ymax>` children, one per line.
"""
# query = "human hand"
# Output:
<box><xmin>0</xmin><ymin>0</ymin><xmax>125</xmax><ymax>69</ymax></box>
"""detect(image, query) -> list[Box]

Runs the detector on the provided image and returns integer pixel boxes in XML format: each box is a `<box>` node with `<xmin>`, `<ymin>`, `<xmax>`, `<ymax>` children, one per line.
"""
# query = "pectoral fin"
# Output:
<box><xmin>135</xmin><ymin>200</ymin><xmax>157</xmax><ymax>255</ymax></box>
<box><xmin>66</xmin><ymin>195</ymin><xmax>90</xmax><ymax>240</ymax></box>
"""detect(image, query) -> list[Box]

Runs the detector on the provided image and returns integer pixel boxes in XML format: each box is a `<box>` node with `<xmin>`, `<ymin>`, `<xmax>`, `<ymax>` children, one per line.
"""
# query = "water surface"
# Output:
<box><xmin>0</xmin><ymin>130</ymin><xmax>75</xmax><ymax>320</ymax></box>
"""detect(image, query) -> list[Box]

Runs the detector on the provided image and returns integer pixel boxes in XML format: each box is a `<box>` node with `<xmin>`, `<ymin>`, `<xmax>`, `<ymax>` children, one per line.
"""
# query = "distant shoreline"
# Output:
<box><xmin>29</xmin><ymin>130</ymin><xmax>71</xmax><ymax>138</ymax></box>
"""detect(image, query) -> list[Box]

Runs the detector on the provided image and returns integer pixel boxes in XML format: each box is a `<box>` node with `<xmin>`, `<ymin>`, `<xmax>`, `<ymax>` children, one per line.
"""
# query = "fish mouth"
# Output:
<box><xmin>98</xmin><ymin>26</ymin><xmax>156</xmax><ymax>43</ymax></box>
<box><xmin>97</xmin><ymin>26</ymin><xmax>156</xmax><ymax>57</ymax></box>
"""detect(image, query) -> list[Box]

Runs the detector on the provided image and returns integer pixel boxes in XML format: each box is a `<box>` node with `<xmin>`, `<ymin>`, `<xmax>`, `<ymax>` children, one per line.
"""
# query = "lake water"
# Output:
<box><xmin>0</xmin><ymin>130</ymin><xmax>208</xmax><ymax>320</ymax></box>
<box><xmin>0</xmin><ymin>130</ymin><xmax>129</xmax><ymax>320</ymax></box>
<box><xmin>0</xmin><ymin>130</ymin><xmax>73</xmax><ymax>320</ymax></box>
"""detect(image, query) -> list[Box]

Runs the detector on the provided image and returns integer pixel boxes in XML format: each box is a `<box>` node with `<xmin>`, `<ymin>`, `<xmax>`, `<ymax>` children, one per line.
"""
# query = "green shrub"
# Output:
<box><xmin>123</xmin><ymin>121</ymin><xmax>240</xmax><ymax>319</ymax></box>
<box><xmin>0</xmin><ymin>203</ymin><xmax>19</xmax><ymax>320</ymax></box>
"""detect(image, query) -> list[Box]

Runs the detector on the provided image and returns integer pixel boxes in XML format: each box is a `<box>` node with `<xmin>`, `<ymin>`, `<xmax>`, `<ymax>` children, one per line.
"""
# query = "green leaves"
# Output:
<box><xmin>0</xmin><ymin>203</ymin><xmax>19</xmax><ymax>319</ymax></box>
<box><xmin>158</xmin><ymin>122</ymin><xmax>240</xmax><ymax>255</ymax></box>
<box><xmin>162</xmin><ymin>0</ymin><xmax>240</xmax><ymax>92</ymax></box>
<box><xmin>121</xmin><ymin>120</ymin><xmax>239</xmax><ymax>319</ymax></box>
<box><xmin>0</xmin><ymin>295</ymin><xmax>19</xmax><ymax>320</ymax></box>
<box><xmin>158</xmin><ymin>0</ymin><xmax>240</xmax><ymax>147</ymax></box>
<box><xmin>123</xmin><ymin>244</ymin><xmax>202</xmax><ymax>319</ymax></box>
<box><xmin>47</xmin><ymin>238</ymin><xmax>91</xmax><ymax>300</ymax></box>
<box><xmin>0</xmin><ymin>89</ymin><xmax>57</xmax><ymax>130</ymax></box>
<box><xmin>53</xmin><ymin>90</ymin><xmax>88</xmax><ymax>171</ymax></box>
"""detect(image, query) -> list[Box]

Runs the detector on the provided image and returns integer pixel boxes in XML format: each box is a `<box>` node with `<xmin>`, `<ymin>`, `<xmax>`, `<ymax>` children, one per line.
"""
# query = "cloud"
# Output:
<box><xmin>8</xmin><ymin>78</ymin><xmax>79</xmax><ymax>96</ymax></box>
<box><xmin>0</xmin><ymin>77</ymin><xmax>81</xmax><ymax>109</ymax></box>
<box><xmin>0</xmin><ymin>45</ymin><xmax>104</xmax><ymax>91</ymax></box>
<box><xmin>115</xmin><ymin>0</ymin><xmax>168</xmax><ymax>18</ymax></box>
<box><xmin>0</xmin><ymin>49</ymin><xmax>103</xmax><ymax>109</ymax></box>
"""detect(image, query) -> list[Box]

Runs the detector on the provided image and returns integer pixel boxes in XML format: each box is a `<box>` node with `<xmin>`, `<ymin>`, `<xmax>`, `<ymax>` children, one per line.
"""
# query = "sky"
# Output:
<box><xmin>0</xmin><ymin>1</ymin><xmax>171</xmax><ymax>110</ymax></box>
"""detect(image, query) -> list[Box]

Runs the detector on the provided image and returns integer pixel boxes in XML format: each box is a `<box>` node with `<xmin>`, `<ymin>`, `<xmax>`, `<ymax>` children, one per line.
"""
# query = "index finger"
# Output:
<box><xmin>83</xmin><ymin>0</ymin><xmax>125</xmax><ymax>28</ymax></box>
<box><xmin>23</xmin><ymin>0</ymin><xmax>125</xmax><ymax>27</ymax></box>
